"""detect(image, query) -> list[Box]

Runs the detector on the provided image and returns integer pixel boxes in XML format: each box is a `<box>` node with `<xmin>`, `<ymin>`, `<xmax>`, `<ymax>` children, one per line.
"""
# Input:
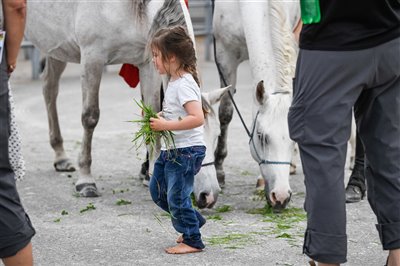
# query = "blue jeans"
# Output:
<box><xmin>149</xmin><ymin>146</ymin><xmax>206</xmax><ymax>249</ymax></box>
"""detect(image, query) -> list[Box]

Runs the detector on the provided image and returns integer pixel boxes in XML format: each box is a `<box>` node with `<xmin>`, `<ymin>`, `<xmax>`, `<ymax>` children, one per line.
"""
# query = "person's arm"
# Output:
<box><xmin>293</xmin><ymin>18</ymin><xmax>303</xmax><ymax>43</ymax></box>
<box><xmin>2</xmin><ymin>0</ymin><xmax>27</xmax><ymax>74</ymax></box>
<box><xmin>293</xmin><ymin>19</ymin><xmax>303</xmax><ymax>44</ymax></box>
<box><xmin>150</xmin><ymin>100</ymin><xmax>204</xmax><ymax>131</ymax></box>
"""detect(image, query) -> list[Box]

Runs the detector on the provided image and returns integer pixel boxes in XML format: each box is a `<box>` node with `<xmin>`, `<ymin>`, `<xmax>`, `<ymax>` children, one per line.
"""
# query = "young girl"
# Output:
<box><xmin>148</xmin><ymin>26</ymin><xmax>206</xmax><ymax>254</ymax></box>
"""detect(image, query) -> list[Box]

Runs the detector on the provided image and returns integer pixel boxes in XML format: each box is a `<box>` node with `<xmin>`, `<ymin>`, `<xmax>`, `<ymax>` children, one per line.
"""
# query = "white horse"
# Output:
<box><xmin>213</xmin><ymin>1</ymin><xmax>300</xmax><ymax>210</ymax></box>
<box><xmin>24</xmin><ymin>0</ymin><xmax>208</xmax><ymax>197</ymax></box>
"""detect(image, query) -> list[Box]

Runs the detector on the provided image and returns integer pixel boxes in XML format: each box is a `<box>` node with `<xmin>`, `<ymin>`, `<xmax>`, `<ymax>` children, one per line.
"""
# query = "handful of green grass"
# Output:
<box><xmin>130</xmin><ymin>99</ymin><xmax>175</xmax><ymax>158</ymax></box>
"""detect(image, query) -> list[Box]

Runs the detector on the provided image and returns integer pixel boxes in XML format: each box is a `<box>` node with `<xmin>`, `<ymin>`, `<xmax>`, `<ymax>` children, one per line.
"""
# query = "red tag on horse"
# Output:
<box><xmin>119</xmin><ymin>64</ymin><xmax>140</xmax><ymax>88</ymax></box>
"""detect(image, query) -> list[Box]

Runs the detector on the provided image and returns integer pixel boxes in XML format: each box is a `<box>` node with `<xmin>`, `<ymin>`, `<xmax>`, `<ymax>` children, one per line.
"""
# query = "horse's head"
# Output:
<box><xmin>249</xmin><ymin>80</ymin><xmax>294</xmax><ymax>211</ymax></box>
<box><xmin>193</xmin><ymin>86</ymin><xmax>230</xmax><ymax>209</ymax></box>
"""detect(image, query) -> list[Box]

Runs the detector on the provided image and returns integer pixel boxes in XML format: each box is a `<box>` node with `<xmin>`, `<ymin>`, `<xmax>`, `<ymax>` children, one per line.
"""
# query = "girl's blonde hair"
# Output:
<box><xmin>150</xmin><ymin>26</ymin><xmax>200</xmax><ymax>87</ymax></box>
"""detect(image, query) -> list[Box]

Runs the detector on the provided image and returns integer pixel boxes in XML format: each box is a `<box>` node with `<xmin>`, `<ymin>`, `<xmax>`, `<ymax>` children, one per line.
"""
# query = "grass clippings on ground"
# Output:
<box><xmin>247</xmin><ymin>204</ymin><xmax>306</xmax><ymax>244</ymax></box>
<box><xmin>80</xmin><ymin>203</ymin><xmax>96</xmax><ymax>213</ymax></box>
<box><xmin>205</xmin><ymin>233</ymin><xmax>253</xmax><ymax>249</ymax></box>
<box><xmin>215</xmin><ymin>204</ymin><xmax>232</xmax><ymax>213</ymax></box>
<box><xmin>116</xmin><ymin>199</ymin><xmax>132</xmax><ymax>206</ymax></box>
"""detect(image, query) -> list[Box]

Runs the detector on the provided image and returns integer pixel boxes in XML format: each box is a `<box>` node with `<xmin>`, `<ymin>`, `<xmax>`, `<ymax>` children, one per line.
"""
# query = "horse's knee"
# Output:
<box><xmin>218</xmin><ymin>100</ymin><xmax>234</xmax><ymax>125</ymax></box>
<box><xmin>219</xmin><ymin>113</ymin><xmax>233</xmax><ymax>126</ymax></box>
<box><xmin>82</xmin><ymin>108</ymin><xmax>100</xmax><ymax>130</ymax></box>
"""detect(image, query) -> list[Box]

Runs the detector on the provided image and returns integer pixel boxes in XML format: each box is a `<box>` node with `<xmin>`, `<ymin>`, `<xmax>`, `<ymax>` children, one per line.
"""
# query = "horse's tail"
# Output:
<box><xmin>148</xmin><ymin>1</ymin><xmax>187</xmax><ymax>39</ymax></box>
<box><xmin>142</xmin><ymin>0</ymin><xmax>190</xmax><ymax>63</ymax></box>
<box><xmin>132</xmin><ymin>0</ymin><xmax>151</xmax><ymax>24</ymax></box>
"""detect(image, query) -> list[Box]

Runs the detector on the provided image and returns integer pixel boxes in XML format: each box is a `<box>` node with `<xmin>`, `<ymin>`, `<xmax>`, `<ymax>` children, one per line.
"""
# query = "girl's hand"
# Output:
<box><xmin>149</xmin><ymin>115</ymin><xmax>167</xmax><ymax>131</ymax></box>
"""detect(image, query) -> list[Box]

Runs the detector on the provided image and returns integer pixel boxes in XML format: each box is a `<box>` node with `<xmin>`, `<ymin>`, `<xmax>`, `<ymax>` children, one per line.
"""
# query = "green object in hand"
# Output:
<box><xmin>300</xmin><ymin>0</ymin><xmax>321</xmax><ymax>24</ymax></box>
<box><xmin>129</xmin><ymin>99</ymin><xmax>175</xmax><ymax>159</ymax></box>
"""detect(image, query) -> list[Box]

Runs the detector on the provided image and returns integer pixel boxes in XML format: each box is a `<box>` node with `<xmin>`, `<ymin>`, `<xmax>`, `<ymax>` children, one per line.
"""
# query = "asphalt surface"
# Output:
<box><xmin>8</xmin><ymin>40</ymin><xmax>387</xmax><ymax>265</ymax></box>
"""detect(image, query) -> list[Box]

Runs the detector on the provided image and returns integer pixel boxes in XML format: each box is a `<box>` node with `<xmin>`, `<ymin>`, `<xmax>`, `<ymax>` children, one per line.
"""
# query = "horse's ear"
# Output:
<box><xmin>202</xmin><ymin>85</ymin><xmax>231</xmax><ymax>105</ymax></box>
<box><xmin>256</xmin><ymin>80</ymin><xmax>267</xmax><ymax>105</ymax></box>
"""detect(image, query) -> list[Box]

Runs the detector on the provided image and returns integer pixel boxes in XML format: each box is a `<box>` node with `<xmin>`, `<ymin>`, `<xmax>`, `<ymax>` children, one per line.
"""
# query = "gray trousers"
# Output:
<box><xmin>0</xmin><ymin>50</ymin><xmax>35</xmax><ymax>258</ymax></box>
<box><xmin>288</xmin><ymin>37</ymin><xmax>400</xmax><ymax>264</ymax></box>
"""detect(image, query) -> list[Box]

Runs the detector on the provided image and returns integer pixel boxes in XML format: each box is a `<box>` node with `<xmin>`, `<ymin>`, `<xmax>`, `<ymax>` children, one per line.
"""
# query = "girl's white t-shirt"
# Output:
<box><xmin>161</xmin><ymin>73</ymin><xmax>205</xmax><ymax>150</ymax></box>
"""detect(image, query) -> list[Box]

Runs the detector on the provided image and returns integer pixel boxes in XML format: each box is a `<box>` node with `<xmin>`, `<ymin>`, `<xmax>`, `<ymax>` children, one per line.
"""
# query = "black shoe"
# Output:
<box><xmin>345</xmin><ymin>184</ymin><xmax>364</xmax><ymax>203</ymax></box>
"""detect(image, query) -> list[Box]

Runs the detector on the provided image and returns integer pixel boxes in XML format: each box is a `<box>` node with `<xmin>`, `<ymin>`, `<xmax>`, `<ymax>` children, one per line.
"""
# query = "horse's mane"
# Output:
<box><xmin>269</xmin><ymin>2</ymin><xmax>297</xmax><ymax>94</ymax></box>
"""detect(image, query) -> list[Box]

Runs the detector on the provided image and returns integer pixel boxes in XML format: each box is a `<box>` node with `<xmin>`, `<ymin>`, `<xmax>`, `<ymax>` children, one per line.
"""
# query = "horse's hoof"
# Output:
<box><xmin>139</xmin><ymin>161</ymin><xmax>149</xmax><ymax>180</ymax></box>
<box><xmin>75</xmin><ymin>183</ymin><xmax>99</xmax><ymax>197</ymax></box>
<box><xmin>139</xmin><ymin>171</ymin><xmax>146</xmax><ymax>180</ymax></box>
<box><xmin>54</xmin><ymin>159</ymin><xmax>76</xmax><ymax>172</ymax></box>
<box><xmin>142</xmin><ymin>174</ymin><xmax>150</xmax><ymax>187</ymax></box>
<box><xmin>217</xmin><ymin>170</ymin><xmax>225</xmax><ymax>188</ymax></box>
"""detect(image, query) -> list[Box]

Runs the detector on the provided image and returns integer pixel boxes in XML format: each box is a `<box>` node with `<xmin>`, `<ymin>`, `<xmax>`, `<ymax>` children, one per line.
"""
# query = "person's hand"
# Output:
<box><xmin>149</xmin><ymin>114</ymin><xmax>167</xmax><ymax>131</ymax></box>
<box><xmin>7</xmin><ymin>64</ymin><xmax>16</xmax><ymax>75</ymax></box>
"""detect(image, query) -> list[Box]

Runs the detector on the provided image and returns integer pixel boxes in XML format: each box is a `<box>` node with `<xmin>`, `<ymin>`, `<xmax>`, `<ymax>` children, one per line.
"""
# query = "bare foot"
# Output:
<box><xmin>165</xmin><ymin>243</ymin><xmax>202</xmax><ymax>254</ymax></box>
<box><xmin>176</xmin><ymin>235</ymin><xmax>183</xmax><ymax>243</ymax></box>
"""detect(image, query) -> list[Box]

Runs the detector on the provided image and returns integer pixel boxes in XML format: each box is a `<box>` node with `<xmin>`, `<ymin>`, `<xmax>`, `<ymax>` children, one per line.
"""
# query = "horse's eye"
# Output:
<box><xmin>257</xmin><ymin>132</ymin><xmax>269</xmax><ymax>145</ymax></box>
<box><xmin>257</xmin><ymin>132</ymin><xmax>262</xmax><ymax>141</ymax></box>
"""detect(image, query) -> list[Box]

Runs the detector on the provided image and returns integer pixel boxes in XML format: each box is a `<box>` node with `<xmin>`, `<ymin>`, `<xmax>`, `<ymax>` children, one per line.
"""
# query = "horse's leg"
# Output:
<box><xmin>214</xmin><ymin>44</ymin><xmax>239</xmax><ymax>187</ymax></box>
<box><xmin>75</xmin><ymin>56</ymin><xmax>104</xmax><ymax>197</ymax></box>
<box><xmin>42</xmin><ymin>57</ymin><xmax>75</xmax><ymax>172</ymax></box>
<box><xmin>139</xmin><ymin>151</ymin><xmax>149</xmax><ymax>180</ymax></box>
<box><xmin>138</xmin><ymin>64</ymin><xmax>163</xmax><ymax>186</ymax></box>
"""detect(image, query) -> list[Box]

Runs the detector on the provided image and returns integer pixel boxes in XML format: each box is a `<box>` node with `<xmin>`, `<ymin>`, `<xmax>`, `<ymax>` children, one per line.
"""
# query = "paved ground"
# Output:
<box><xmin>8</xmin><ymin>39</ymin><xmax>387</xmax><ymax>265</ymax></box>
